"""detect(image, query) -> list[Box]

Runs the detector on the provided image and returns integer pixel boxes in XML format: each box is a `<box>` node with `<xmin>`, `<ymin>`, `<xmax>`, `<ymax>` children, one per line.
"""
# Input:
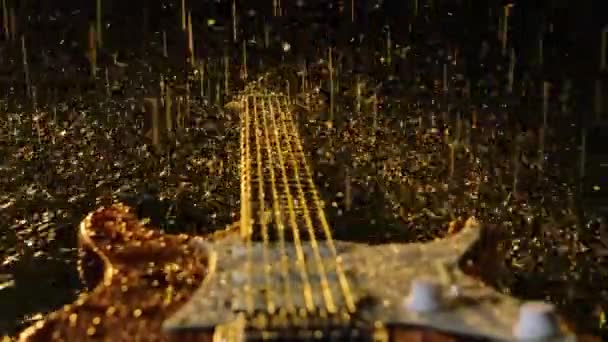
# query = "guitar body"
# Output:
<box><xmin>16</xmin><ymin>204</ymin><xmax>477</xmax><ymax>342</ymax></box>
<box><xmin>19</xmin><ymin>204</ymin><xmax>211</xmax><ymax>342</ymax></box>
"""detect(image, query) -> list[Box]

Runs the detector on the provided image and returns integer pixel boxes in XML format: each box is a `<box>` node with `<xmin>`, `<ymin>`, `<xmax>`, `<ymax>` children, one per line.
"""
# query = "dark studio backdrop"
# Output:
<box><xmin>11</xmin><ymin>0</ymin><xmax>606</xmax><ymax>67</ymax></box>
<box><xmin>9</xmin><ymin>0</ymin><xmax>605</xmax><ymax>109</ymax></box>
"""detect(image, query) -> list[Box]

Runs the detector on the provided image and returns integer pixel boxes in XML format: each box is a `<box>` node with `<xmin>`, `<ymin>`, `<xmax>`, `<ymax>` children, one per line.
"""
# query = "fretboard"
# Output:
<box><xmin>238</xmin><ymin>85</ymin><xmax>356</xmax><ymax>316</ymax></box>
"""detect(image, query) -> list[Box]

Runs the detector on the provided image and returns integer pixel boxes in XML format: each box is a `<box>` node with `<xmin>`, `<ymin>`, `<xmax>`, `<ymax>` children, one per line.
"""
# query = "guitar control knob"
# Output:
<box><xmin>513</xmin><ymin>301</ymin><xmax>559</xmax><ymax>340</ymax></box>
<box><xmin>405</xmin><ymin>278</ymin><xmax>442</xmax><ymax>313</ymax></box>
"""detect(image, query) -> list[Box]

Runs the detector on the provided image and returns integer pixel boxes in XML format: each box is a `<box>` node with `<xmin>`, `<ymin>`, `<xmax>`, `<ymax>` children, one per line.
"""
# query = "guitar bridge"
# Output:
<box><xmin>212</xmin><ymin>311</ymin><xmax>385</xmax><ymax>342</ymax></box>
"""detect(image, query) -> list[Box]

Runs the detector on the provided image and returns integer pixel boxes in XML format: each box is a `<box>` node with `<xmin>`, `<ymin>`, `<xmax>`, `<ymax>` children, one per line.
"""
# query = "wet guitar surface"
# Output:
<box><xmin>15</xmin><ymin>204</ymin><xmax>473</xmax><ymax>342</ymax></box>
<box><xmin>18</xmin><ymin>204</ymin><xmax>210</xmax><ymax>342</ymax></box>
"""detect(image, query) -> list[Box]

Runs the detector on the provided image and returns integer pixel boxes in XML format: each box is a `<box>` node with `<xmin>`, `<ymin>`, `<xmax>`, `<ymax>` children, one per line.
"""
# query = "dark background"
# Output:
<box><xmin>6</xmin><ymin>0</ymin><xmax>606</xmax><ymax>111</ymax></box>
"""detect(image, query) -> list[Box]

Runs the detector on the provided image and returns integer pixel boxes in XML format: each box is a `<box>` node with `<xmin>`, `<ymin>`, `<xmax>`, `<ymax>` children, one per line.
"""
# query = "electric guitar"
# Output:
<box><xmin>19</xmin><ymin>83</ymin><xmax>582</xmax><ymax>341</ymax></box>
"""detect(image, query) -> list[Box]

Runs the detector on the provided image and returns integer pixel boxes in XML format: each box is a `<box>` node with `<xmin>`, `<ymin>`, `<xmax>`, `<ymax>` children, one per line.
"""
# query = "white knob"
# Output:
<box><xmin>405</xmin><ymin>278</ymin><xmax>442</xmax><ymax>313</ymax></box>
<box><xmin>514</xmin><ymin>301</ymin><xmax>559</xmax><ymax>340</ymax></box>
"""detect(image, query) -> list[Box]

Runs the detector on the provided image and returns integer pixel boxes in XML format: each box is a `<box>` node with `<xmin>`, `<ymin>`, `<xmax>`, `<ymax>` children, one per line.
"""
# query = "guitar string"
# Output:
<box><xmin>242</xmin><ymin>95</ymin><xmax>255</xmax><ymax>314</ymax></box>
<box><xmin>239</xmin><ymin>94</ymin><xmax>249</xmax><ymax>237</ymax></box>
<box><xmin>264</xmin><ymin>93</ymin><xmax>316</xmax><ymax>314</ymax></box>
<box><xmin>252</xmin><ymin>94</ymin><xmax>276</xmax><ymax>315</ymax></box>
<box><xmin>259</xmin><ymin>93</ymin><xmax>296</xmax><ymax>316</ymax></box>
<box><xmin>270</xmin><ymin>95</ymin><xmax>337</xmax><ymax>315</ymax></box>
<box><xmin>279</xmin><ymin>96</ymin><xmax>356</xmax><ymax>313</ymax></box>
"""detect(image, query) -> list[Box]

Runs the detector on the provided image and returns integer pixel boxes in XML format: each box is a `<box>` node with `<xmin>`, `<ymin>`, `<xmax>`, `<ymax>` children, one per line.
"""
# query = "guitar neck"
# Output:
<box><xmin>236</xmin><ymin>87</ymin><xmax>358</xmax><ymax>317</ymax></box>
<box><xmin>240</xmin><ymin>90</ymin><xmax>330</xmax><ymax>242</ymax></box>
